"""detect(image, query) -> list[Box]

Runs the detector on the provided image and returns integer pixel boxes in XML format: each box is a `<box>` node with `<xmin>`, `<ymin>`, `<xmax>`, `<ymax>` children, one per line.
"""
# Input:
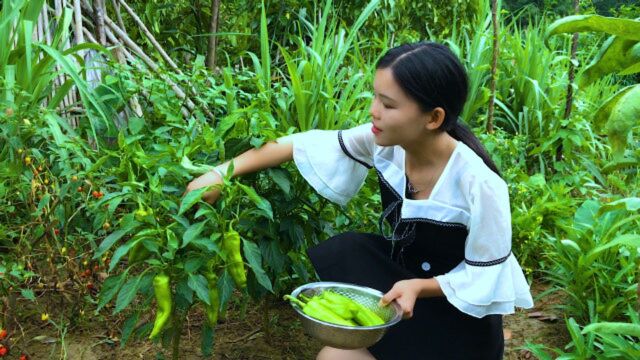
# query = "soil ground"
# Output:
<box><xmin>5</xmin><ymin>282</ymin><xmax>568</xmax><ymax>359</ymax></box>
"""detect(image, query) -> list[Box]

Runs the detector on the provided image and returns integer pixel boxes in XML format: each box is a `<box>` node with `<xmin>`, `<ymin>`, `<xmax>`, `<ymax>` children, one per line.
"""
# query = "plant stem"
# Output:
<box><xmin>171</xmin><ymin>310</ymin><xmax>185</xmax><ymax>360</ymax></box>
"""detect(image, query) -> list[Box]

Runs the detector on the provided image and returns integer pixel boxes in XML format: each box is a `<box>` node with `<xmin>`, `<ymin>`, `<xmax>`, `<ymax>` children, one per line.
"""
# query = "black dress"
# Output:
<box><xmin>277</xmin><ymin>123</ymin><xmax>534</xmax><ymax>360</ymax></box>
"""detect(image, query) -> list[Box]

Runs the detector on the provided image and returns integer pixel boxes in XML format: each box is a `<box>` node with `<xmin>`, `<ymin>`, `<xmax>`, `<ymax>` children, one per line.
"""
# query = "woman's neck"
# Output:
<box><xmin>403</xmin><ymin>132</ymin><xmax>458</xmax><ymax>172</ymax></box>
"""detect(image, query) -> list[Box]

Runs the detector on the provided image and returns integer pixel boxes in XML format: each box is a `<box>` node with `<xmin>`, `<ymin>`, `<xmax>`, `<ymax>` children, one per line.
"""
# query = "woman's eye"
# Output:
<box><xmin>383</xmin><ymin>103</ymin><xmax>394</xmax><ymax>109</ymax></box>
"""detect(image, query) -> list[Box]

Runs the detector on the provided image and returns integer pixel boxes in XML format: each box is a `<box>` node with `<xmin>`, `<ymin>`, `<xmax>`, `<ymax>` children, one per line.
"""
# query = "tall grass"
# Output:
<box><xmin>273</xmin><ymin>0</ymin><xmax>380</xmax><ymax>131</ymax></box>
<box><xmin>0</xmin><ymin>0</ymin><xmax>112</xmax><ymax>143</ymax></box>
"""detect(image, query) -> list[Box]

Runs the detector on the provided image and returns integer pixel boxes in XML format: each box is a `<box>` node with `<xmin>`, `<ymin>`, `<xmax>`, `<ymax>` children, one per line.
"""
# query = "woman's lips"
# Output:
<box><xmin>372</xmin><ymin>124</ymin><xmax>382</xmax><ymax>135</ymax></box>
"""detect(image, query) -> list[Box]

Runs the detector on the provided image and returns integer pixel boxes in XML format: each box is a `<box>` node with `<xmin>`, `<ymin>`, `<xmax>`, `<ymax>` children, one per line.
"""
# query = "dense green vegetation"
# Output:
<box><xmin>0</xmin><ymin>0</ymin><xmax>638</xmax><ymax>358</ymax></box>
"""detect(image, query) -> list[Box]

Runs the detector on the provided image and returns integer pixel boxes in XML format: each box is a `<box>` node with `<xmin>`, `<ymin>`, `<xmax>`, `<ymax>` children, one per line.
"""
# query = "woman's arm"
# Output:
<box><xmin>185</xmin><ymin>141</ymin><xmax>293</xmax><ymax>203</ymax></box>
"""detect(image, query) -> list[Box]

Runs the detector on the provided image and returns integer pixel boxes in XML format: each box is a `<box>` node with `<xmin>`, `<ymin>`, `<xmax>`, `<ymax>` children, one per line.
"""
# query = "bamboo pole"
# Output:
<box><xmin>118</xmin><ymin>0</ymin><xmax>180</xmax><ymax>71</ymax></box>
<box><xmin>117</xmin><ymin>0</ymin><xmax>215</xmax><ymax>119</ymax></box>
<box><xmin>486</xmin><ymin>0</ymin><xmax>499</xmax><ymax>134</ymax></box>
<box><xmin>94</xmin><ymin>0</ymin><xmax>106</xmax><ymax>45</ymax></box>
<box><xmin>111</xmin><ymin>0</ymin><xmax>127</xmax><ymax>33</ymax></box>
<box><xmin>93</xmin><ymin>27</ymin><xmax>190</xmax><ymax>118</ymax></box>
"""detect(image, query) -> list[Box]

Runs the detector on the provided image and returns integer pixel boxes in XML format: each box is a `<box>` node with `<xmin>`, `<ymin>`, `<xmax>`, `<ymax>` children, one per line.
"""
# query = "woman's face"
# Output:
<box><xmin>369</xmin><ymin>68</ymin><xmax>429</xmax><ymax>147</ymax></box>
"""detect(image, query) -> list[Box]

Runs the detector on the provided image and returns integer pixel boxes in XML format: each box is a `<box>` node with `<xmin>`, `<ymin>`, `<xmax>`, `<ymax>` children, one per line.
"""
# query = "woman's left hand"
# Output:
<box><xmin>379</xmin><ymin>279</ymin><xmax>422</xmax><ymax>319</ymax></box>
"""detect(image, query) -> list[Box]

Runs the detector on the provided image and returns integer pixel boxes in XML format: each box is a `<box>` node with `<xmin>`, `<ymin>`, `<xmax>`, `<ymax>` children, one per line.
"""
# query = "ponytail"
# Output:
<box><xmin>447</xmin><ymin>120</ymin><xmax>501</xmax><ymax>177</ymax></box>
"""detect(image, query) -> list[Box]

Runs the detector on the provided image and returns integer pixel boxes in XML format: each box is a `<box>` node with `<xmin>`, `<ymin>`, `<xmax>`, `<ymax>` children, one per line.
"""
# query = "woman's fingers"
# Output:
<box><xmin>379</xmin><ymin>288</ymin><xmax>398</xmax><ymax>307</ymax></box>
<box><xmin>396</xmin><ymin>297</ymin><xmax>414</xmax><ymax>319</ymax></box>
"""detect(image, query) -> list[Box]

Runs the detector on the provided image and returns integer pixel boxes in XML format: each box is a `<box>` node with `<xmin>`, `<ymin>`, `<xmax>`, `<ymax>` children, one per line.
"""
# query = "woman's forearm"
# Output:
<box><xmin>416</xmin><ymin>278</ymin><xmax>444</xmax><ymax>298</ymax></box>
<box><xmin>215</xmin><ymin>140</ymin><xmax>293</xmax><ymax>178</ymax></box>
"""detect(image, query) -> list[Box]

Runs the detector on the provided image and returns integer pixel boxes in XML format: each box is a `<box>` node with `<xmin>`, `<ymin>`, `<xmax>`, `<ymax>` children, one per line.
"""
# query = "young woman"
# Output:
<box><xmin>185</xmin><ymin>42</ymin><xmax>534</xmax><ymax>359</ymax></box>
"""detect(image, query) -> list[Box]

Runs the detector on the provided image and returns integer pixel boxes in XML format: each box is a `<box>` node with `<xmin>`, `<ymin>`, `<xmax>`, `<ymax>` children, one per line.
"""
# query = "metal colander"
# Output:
<box><xmin>288</xmin><ymin>282</ymin><xmax>403</xmax><ymax>349</ymax></box>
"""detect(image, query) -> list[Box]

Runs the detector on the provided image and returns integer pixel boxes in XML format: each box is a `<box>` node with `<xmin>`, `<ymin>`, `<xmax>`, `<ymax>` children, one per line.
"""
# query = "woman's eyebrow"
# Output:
<box><xmin>376</xmin><ymin>92</ymin><xmax>397</xmax><ymax>103</ymax></box>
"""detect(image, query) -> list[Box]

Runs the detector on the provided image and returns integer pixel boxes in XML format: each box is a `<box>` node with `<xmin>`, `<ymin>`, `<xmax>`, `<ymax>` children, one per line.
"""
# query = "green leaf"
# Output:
<box><xmin>582</xmin><ymin>322</ymin><xmax>640</xmax><ymax>337</ymax></box>
<box><xmin>218</xmin><ymin>270</ymin><xmax>235</xmax><ymax>308</ymax></box>
<box><xmin>94</xmin><ymin>222</ymin><xmax>139</xmax><ymax>260</ymax></box>
<box><xmin>599</xmin><ymin>197</ymin><xmax>640</xmax><ymax>213</ymax></box>
<box><xmin>182</xmin><ymin>221</ymin><xmax>207</xmax><ymax>248</ymax></box>
<box><xmin>188</xmin><ymin>273</ymin><xmax>211</xmax><ymax>305</ymax></box>
<box><xmin>242</xmin><ymin>239</ymin><xmax>273</xmax><ymax>293</ymax></box>
<box><xmin>579</xmin><ymin>37</ymin><xmax>640</xmax><ymax>87</ymax></box>
<box><xmin>237</xmin><ymin>183</ymin><xmax>273</xmax><ymax>220</ymax></box>
<box><xmin>167</xmin><ymin>228</ymin><xmax>179</xmax><ymax>253</ymax></box>
<box><xmin>590</xmin><ymin>234</ymin><xmax>640</xmax><ymax>256</ymax></box>
<box><xmin>21</xmin><ymin>288</ymin><xmax>36</xmax><ymax>301</ymax></box>
<box><xmin>560</xmin><ymin>239</ymin><xmax>582</xmax><ymax>253</ymax></box>
<box><xmin>619</xmin><ymin>57</ymin><xmax>640</xmax><ymax>75</ymax></box>
<box><xmin>546</xmin><ymin>15</ymin><xmax>640</xmax><ymax>41</ymax></box>
<box><xmin>114</xmin><ymin>274</ymin><xmax>144</xmax><ymax>314</ymax></box>
<box><xmin>267</xmin><ymin>168</ymin><xmax>291</xmax><ymax>194</ymax></box>
<box><xmin>97</xmin><ymin>271</ymin><xmax>128</xmax><ymax>312</ymax></box>
<box><xmin>109</xmin><ymin>240</ymin><xmax>138</xmax><ymax>272</ymax></box>
<box><xmin>181</xmin><ymin>156</ymin><xmax>215</xmax><ymax>175</ymax></box>
<box><xmin>128</xmin><ymin>116</ymin><xmax>145</xmax><ymax>135</ymax></box>
<box><xmin>175</xmin><ymin>278</ymin><xmax>193</xmax><ymax>304</ymax></box>
<box><xmin>120</xmin><ymin>311</ymin><xmax>140</xmax><ymax>348</ymax></box>
<box><xmin>593</xmin><ymin>84</ymin><xmax>640</xmax><ymax>157</ymax></box>
<box><xmin>178</xmin><ymin>187</ymin><xmax>208</xmax><ymax>215</ymax></box>
<box><xmin>184</xmin><ymin>257</ymin><xmax>205</xmax><ymax>273</ymax></box>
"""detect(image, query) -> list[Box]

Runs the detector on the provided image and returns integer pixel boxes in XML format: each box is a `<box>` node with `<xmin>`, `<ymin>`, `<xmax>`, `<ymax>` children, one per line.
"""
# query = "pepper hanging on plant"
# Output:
<box><xmin>149</xmin><ymin>272</ymin><xmax>172</xmax><ymax>339</ymax></box>
<box><xmin>204</xmin><ymin>270</ymin><xmax>221</xmax><ymax>327</ymax></box>
<box><xmin>222</xmin><ymin>221</ymin><xmax>246</xmax><ymax>289</ymax></box>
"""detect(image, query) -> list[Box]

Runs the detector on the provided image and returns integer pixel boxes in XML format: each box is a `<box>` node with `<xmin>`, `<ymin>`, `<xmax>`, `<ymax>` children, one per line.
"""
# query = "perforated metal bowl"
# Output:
<box><xmin>288</xmin><ymin>282</ymin><xmax>403</xmax><ymax>349</ymax></box>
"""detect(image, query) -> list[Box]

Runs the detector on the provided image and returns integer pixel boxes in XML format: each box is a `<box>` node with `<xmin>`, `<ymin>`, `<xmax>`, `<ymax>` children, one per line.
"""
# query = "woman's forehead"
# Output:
<box><xmin>374</xmin><ymin>68</ymin><xmax>405</xmax><ymax>100</ymax></box>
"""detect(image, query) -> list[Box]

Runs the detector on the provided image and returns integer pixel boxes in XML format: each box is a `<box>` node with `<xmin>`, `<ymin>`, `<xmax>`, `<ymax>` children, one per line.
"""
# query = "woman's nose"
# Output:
<box><xmin>369</xmin><ymin>99</ymin><xmax>379</xmax><ymax>119</ymax></box>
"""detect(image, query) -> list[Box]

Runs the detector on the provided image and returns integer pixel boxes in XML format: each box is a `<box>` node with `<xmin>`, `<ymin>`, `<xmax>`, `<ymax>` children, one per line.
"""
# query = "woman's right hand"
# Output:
<box><xmin>184</xmin><ymin>170</ymin><xmax>224</xmax><ymax>204</ymax></box>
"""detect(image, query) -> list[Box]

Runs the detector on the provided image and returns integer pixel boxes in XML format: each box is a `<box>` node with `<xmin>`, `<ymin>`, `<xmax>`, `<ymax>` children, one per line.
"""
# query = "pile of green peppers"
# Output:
<box><xmin>284</xmin><ymin>290</ymin><xmax>385</xmax><ymax>327</ymax></box>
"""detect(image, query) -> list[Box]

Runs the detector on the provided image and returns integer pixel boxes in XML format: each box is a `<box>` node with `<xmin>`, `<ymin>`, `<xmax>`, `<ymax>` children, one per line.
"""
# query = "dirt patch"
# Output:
<box><xmin>7</xmin><ymin>282</ymin><xmax>567</xmax><ymax>359</ymax></box>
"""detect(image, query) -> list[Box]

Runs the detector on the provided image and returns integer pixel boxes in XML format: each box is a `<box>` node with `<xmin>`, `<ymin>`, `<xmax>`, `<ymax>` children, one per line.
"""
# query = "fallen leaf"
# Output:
<box><xmin>503</xmin><ymin>328</ymin><xmax>512</xmax><ymax>340</ymax></box>
<box><xmin>527</xmin><ymin>311</ymin><xmax>544</xmax><ymax>318</ymax></box>
<box><xmin>32</xmin><ymin>335</ymin><xmax>57</xmax><ymax>344</ymax></box>
<box><xmin>539</xmin><ymin>315</ymin><xmax>559</xmax><ymax>323</ymax></box>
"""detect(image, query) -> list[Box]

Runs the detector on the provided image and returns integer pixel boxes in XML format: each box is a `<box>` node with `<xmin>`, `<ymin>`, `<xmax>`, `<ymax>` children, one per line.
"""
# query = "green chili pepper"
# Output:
<box><xmin>284</xmin><ymin>295</ymin><xmax>357</xmax><ymax>327</ymax></box>
<box><xmin>320</xmin><ymin>291</ymin><xmax>384</xmax><ymax>326</ymax></box>
<box><xmin>353</xmin><ymin>306</ymin><xmax>385</xmax><ymax>326</ymax></box>
<box><xmin>300</xmin><ymin>294</ymin><xmax>355</xmax><ymax>320</ymax></box>
<box><xmin>128</xmin><ymin>241</ymin><xmax>150</xmax><ymax>264</ymax></box>
<box><xmin>222</xmin><ymin>226</ymin><xmax>246</xmax><ymax>289</ymax></box>
<box><xmin>319</xmin><ymin>291</ymin><xmax>359</xmax><ymax>313</ymax></box>
<box><xmin>149</xmin><ymin>272</ymin><xmax>172</xmax><ymax>339</ymax></box>
<box><xmin>204</xmin><ymin>272</ymin><xmax>220</xmax><ymax>327</ymax></box>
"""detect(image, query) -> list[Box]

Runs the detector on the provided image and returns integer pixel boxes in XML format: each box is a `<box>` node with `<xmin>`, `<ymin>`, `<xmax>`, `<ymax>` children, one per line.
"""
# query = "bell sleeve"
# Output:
<box><xmin>434</xmin><ymin>176</ymin><xmax>534</xmax><ymax>318</ymax></box>
<box><xmin>276</xmin><ymin>123</ymin><xmax>375</xmax><ymax>206</ymax></box>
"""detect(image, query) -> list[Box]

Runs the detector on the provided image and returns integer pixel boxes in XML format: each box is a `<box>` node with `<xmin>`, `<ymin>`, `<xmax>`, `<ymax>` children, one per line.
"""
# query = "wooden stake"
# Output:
<box><xmin>206</xmin><ymin>0</ymin><xmax>221</xmax><ymax>71</ymax></box>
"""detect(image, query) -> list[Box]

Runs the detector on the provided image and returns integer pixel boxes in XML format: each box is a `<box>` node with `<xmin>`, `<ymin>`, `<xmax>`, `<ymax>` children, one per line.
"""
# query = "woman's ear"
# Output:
<box><xmin>424</xmin><ymin>107</ymin><xmax>446</xmax><ymax>130</ymax></box>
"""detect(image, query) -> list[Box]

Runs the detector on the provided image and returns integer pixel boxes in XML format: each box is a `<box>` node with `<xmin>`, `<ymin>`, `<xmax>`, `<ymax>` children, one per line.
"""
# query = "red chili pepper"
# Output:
<box><xmin>0</xmin><ymin>329</ymin><xmax>6</xmax><ymax>340</ymax></box>
<box><xmin>54</xmin><ymin>229</ymin><xmax>60</xmax><ymax>236</ymax></box>
<box><xmin>0</xmin><ymin>344</ymin><xmax>7</xmax><ymax>356</ymax></box>
<box><xmin>20</xmin><ymin>354</ymin><xmax>28</xmax><ymax>360</ymax></box>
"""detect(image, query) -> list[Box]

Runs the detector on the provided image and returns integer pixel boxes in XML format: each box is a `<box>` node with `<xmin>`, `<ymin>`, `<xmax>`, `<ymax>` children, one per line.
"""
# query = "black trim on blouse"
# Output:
<box><xmin>465</xmin><ymin>251</ymin><xmax>512</xmax><ymax>267</ymax></box>
<box><xmin>338</xmin><ymin>130</ymin><xmax>373</xmax><ymax>169</ymax></box>
<box><xmin>375</xmin><ymin>168</ymin><xmax>468</xmax><ymax>230</ymax></box>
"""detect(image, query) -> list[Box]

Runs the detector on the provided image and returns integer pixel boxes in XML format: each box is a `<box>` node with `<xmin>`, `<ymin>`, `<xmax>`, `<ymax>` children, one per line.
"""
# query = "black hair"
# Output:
<box><xmin>376</xmin><ymin>42</ymin><xmax>501</xmax><ymax>176</ymax></box>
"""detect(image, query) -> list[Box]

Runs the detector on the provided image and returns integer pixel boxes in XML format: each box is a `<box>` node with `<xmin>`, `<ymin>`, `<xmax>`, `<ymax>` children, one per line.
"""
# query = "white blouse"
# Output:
<box><xmin>277</xmin><ymin>123</ymin><xmax>534</xmax><ymax>318</ymax></box>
